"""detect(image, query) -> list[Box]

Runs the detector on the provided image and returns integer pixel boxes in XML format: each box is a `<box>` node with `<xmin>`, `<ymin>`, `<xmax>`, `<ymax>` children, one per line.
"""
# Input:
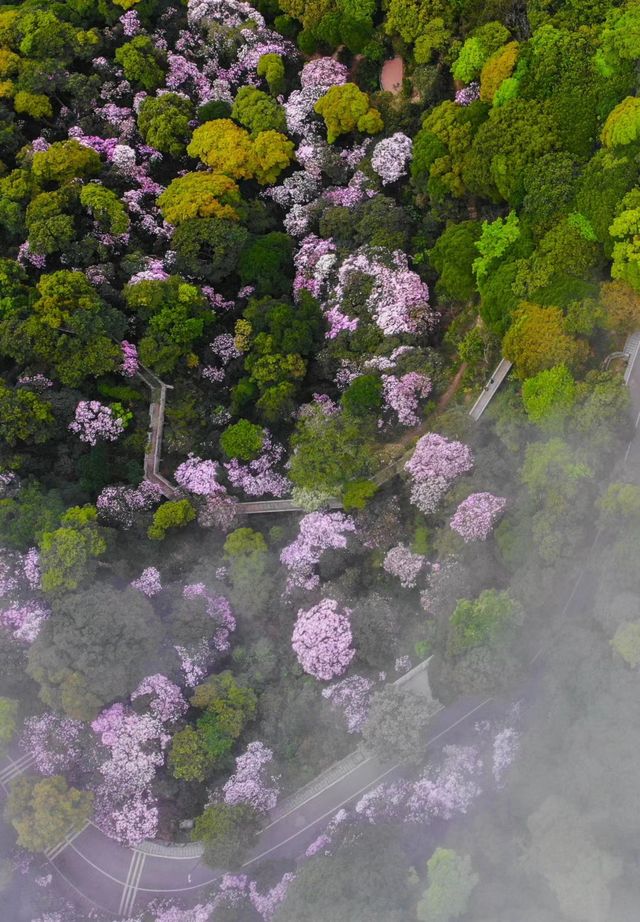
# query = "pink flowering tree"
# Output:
<box><xmin>383</xmin><ymin>544</ymin><xmax>425</xmax><ymax>589</ymax></box>
<box><xmin>175</xmin><ymin>455</ymin><xmax>226</xmax><ymax>496</ymax></box>
<box><xmin>492</xmin><ymin>727</ymin><xmax>520</xmax><ymax>787</ymax></box>
<box><xmin>0</xmin><ymin>599</ymin><xmax>50</xmax><ymax>643</ymax></box>
<box><xmin>321</xmin><ymin>675</ymin><xmax>374</xmax><ymax>733</ymax></box>
<box><xmin>91</xmin><ymin>676</ymin><xmax>187</xmax><ymax>846</ymax></box>
<box><xmin>120</xmin><ymin>340</ymin><xmax>139</xmax><ymax>377</ymax></box>
<box><xmin>328</xmin><ymin>247</ymin><xmax>437</xmax><ymax>338</ymax></box>
<box><xmin>21</xmin><ymin>713</ymin><xmax>85</xmax><ymax>776</ymax></box>
<box><xmin>131</xmin><ymin>566</ymin><xmax>162</xmax><ymax>597</ymax></box>
<box><xmin>182</xmin><ymin>582</ymin><xmax>236</xmax><ymax>653</ymax></box>
<box><xmin>280</xmin><ymin>511</ymin><xmax>356</xmax><ymax>592</ymax></box>
<box><xmin>224</xmin><ymin>433</ymin><xmax>290</xmax><ymax>498</ymax></box>
<box><xmin>382</xmin><ymin>372</ymin><xmax>432</xmax><ymax>427</ymax></box>
<box><xmin>223</xmin><ymin>741</ymin><xmax>280</xmax><ymax>813</ymax></box>
<box><xmin>291</xmin><ymin>598</ymin><xmax>355</xmax><ymax>680</ymax></box>
<box><xmin>371</xmin><ymin>132</ymin><xmax>413</xmax><ymax>185</ymax></box>
<box><xmin>300</xmin><ymin>57</ymin><xmax>349</xmax><ymax>88</ymax></box>
<box><xmin>450</xmin><ymin>492</ymin><xmax>507</xmax><ymax>542</ymax></box>
<box><xmin>405</xmin><ymin>433</ymin><xmax>474</xmax><ymax>514</ymax></box>
<box><xmin>96</xmin><ymin>480</ymin><xmax>162</xmax><ymax>529</ymax></box>
<box><xmin>68</xmin><ymin>401</ymin><xmax>128</xmax><ymax>446</ymax></box>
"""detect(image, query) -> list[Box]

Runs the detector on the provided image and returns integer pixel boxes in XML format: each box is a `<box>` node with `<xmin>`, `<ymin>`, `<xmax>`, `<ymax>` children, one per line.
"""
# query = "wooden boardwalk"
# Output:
<box><xmin>135</xmin><ymin>356</ymin><xmax>511</xmax><ymax>515</ymax></box>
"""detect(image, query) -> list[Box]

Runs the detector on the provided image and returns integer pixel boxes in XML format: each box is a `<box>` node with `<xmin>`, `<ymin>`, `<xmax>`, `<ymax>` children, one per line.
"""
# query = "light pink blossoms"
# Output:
<box><xmin>292</xmin><ymin>598</ymin><xmax>355</xmax><ymax>681</ymax></box>
<box><xmin>321</xmin><ymin>675</ymin><xmax>374</xmax><ymax>732</ymax></box>
<box><xmin>175</xmin><ymin>455</ymin><xmax>225</xmax><ymax>496</ymax></box>
<box><xmin>450</xmin><ymin>492</ymin><xmax>507</xmax><ymax>542</ymax></box>
<box><xmin>120</xmin><ymin>340</ymin><xmax>139</xmax><ymax>377</ymax></box>
<box><xmin>223</xmin><ymin>741</ymin><xmax>280</xmax><ymax>813</ymax></box>
<box><xmin>21</xmin><ymin>713</ymin><xmax>85</xmax><ymax>776</ymax></box>
<box><xmin>371</xmin><ymin>132</ymin><xmax>413</xmax><ymax>185</ymax></box>
<box><xmin>382</xmin><ymin>372</ymin><xmax>432</xmax><ymax>427</ymax></box>
<box><xmin>405</xmin><ymin>433</ymin><xmax>474</xmax><ymax>514</ymax></box>
<box><xmin>69</xmin><ymin>401</ymin><xmax>126</xmax><ymax>446</ymax></box>
<box><xmin>280</xmin><ymin>511</ymin><xmax>356</xmax><ymax>591</ymax></box>
<box><xmin>131</xmin><ymin>566</ymin><xmax>162</xmax><ymax>597</ymax></box>
<box><xmin>383</xmin><ymin>544</ymin><xmax>425</xmax><ymax>589</ymax></box>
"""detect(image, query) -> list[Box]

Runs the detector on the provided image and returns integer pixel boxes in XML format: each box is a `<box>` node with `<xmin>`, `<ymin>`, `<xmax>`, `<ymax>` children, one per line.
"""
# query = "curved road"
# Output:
<box><xmin>4</xmin><ymin>346</ymin><xmax>640</xmax><ymax>918</ymax></box>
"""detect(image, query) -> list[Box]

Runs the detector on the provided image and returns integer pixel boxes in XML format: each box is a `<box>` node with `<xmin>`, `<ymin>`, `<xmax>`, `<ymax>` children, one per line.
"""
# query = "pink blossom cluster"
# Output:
<box><xmin>120</xmin><ymin>9</ymin><xmax>141</xmax><ymax>35</ymax></box>
<box><xmin>407</xmin><ymin>744</ymin><xmax>483</xmax><ymax>820</ymax></box>
<box><xmin>405</xmin><ymin>433</ymin><xmax>474</xmax><ymax>514</ymax></box>
<box><xmin>300</xmin><ymin>57</ymin><xmax>349</xmax><ymax>88</ymax></box>
<box><xmin>293</xmin><ymin>234</ymin><xmax>336</xmax><ymax>300</ymax></box>
<box><xmin>284</xmin><ymin>85</ymin><xmax>326</xmax><ymax>138</ymax></box>
<box><xmin>354</xmin><ymin>744</ymin><xmax>483</xmax><ymax>825</ymax></box>
<box><xmin>197</xmin><ymin>493</ymin><xmax>239</xmax><ymax>531</ymax></box>
<box><xmin>91</xmin><ymin>679</ymin><xmax>186</xmax><ymax>846</ymax></box>
<box><xmin>280</xmin><ymin>511</ymin><xmax>356</xmax><ymax>591</ymax></box>
<box><xmin>382</xmin><ymin>544</ymin><xmax>425</xmax><ymax>589</ymax></box>
<box><xmin>131</xmin><ymin>566</ymin><xmax>162</xmax><ymax>597</ymax></box>
<box><xmin>0</xmin><ymin>471</ymin><xmax>19</xmax><ymax>499</ymax></box>
<box><xmin>175</xmin><ymin>638</ymin><xmax>212</xmax><ymax>687</ymax></box>
<box><xmin>188</xmin><ymin>0</ymin><xmax>266</xmax><ymax>30</ymax></box>
<box><xmin>292</xmin><ymin>598</ymin><xmax>355</xmax><ymax>681</ymax></box>
<box><xmin>68</xmin><ymin>401</ymin><xmax>125</xmax><ymax>446</ymax></box>
<box><xmin>210</xmin><ymin>871</ymin><xmax>296</xmax><ymax>922</ymax></box>
<box><xmin>21</xmin><ymin>714</ymin><xmax>85</xmax><ymax>776</ymax></box>
<box><xmin>371</xmin><ymin>132</ymin><xmax>413</xmax><ymax>185</ymax></box>
<box><xmin>492</xmin><ymin>726</ymin><xmax>520</xmax><ymax>787</ymax></box>
<box><xmin>128</xmin><ymin>258</ymin><xmax>170</xmax><ymax>285</ymax></box>
<box><xmin>17</xmin><ymin>241</ymin><xmax>46</xmax><ymax>269</ymax></box>
<box><xmin>223</xmin><ymin>741</ymin><xmax>280</xmax><ymax>813</ymax></box>
<box><xmin>224</xmin><ymin>433</ymin><xmax>290</xmax><ymax>497</ymax></box>
<box><xmin>330</xmin><ymin>247</ymin><xmax>436</xmax><ymax>337</ymax></box>
<box><xmin>0</xmin><ymin>599</ymin><xmax>50</xmax><ymax>643</ymax></box>
<box><xmin>22</xmin><ymin>547</ymin><xmax>41</xmax><ymax>589</ymax></box>
<box><xmin>175</xmin><ymin>455</ymin><xmax>225</xmax><ymax>496</ymax></box>
<box><xmin>449</xmin><ymin>492</ymin><xmax>507</xmax><ymax>542</ymax></box>
<box><xmin>455</xmin><ymin>81</ymin><xmax>480</xmax><ymax>105</ymax></box>
<box><xmin>264</xmin><ymin>169</ymin><xmax>323</xmax><ymax>208</ymax></box>
<box><xmin>132</xmin><ymin>674</ymin><xmax>188</xmax><ymax>723</ymax></box>
<box><xmin>96</xmin><ymin>480</ymin><xmax>162</xmax><ymax>528</ymax></box>
<box><xmin>154</xmin><ymin>905</ymin><xmax>215</xmax><ymax>922</ymax></box>
<box><xmin>382</xmin><ymin>372</ymin><xmax>432</xmax><ymax>427</ymax></box>
<box><xmin>321</xmin><ymin>675</ymin><xmax>374</xmax><ymax>732</ymax></box>
<box><xmin>323</xmin><ymin>170</ymin><xmax>376</xmax><ymax>207</ymax></box>
<box><xmin>182</xmin><ymin>582</ymin><xmax>236</xmax><ymax>653</ymax></box>
<box><xmin>210</xmin><ymin>333</ymin><xmax>242</xmax><ymax>365</ymax></box>
<box><xmin>305</xmin><ymin>833</ymin><xmax>332</xmax><ymax>857</ymax></box>
<box><xmin>17</xmin><ymin>374</ymin><xmax>53</xmax><ymax>390</ymax></box>
<box><xmin>120</xmin><ymin>340</ymin><xmax>139</xmax><ymax>377</ymax></box>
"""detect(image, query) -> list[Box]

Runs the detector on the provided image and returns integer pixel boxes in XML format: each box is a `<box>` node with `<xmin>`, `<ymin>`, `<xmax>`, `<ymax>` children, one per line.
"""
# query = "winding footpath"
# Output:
<box><xmin>4</xmin><ymin>343</ymin><xmax>640</xmax><ymax>918</ymax></box>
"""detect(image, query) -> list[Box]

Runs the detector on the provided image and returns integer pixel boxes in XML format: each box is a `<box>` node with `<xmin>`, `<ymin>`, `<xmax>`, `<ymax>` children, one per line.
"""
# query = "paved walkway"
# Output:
<box><xmin>468</xmin><ymin>358</ymin><xmax>512</xmax><ymax>421</ymax></box>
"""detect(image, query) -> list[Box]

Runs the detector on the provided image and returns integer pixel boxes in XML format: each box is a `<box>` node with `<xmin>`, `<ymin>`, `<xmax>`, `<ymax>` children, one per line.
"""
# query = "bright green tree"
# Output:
<box><xmin>147</xmin><ymin>499</ymin><xmax>196</xmax><ymax>540</ymax></box>
<box><xmin>187</xmin><ymin>119</ymin><xmax>256</xmax><ymax>178</ymax></box>
<box><xmin>611</xmin><ymin>621</ymin><xmax>640</xmax><ymax>667</ymax></box>
<box><xmin>232</xmin><ymin>86</ymin><xmax>287</xmax><ymax>136</ymax></box>
<box><xmin>314</xmin><ymin>83</ymin><xmax>383</xmax><ymax>143</ymax></box>
<box><xmin>6</xmin><ymin>775</ymin><xmax>92</xmax><ymax>853</ymax></box>
<box><xmin>220</xmin><ymin>420</ymin><xmax>264</xmax><ymax>460</ymax></box>
<box><xmin>39</xmin><ymin>505</ymin><xmax>107</xmax><ymax>596</ymax></box>
<box><xmin>193</xmin><ymin>803</ymin><xmax>259</xmax><ymax>869</ymax></box>
<box><xmin>416</xmin><ymin>848</ymin><xmax>479</xmax><ymax>922</ymax></box>
<box><xmin>137</xmin><ymin>92</ymin><xmax>194</xmax><ymax>157</ymax></box>
<box><xmin>31</xmin><ymin>139</ymin><xmax>101</xmax><ymax>184</ymax></box>
<box><xmin>503</xmin><ymin>302</ymin><xmax>588</xmax><ymax>379</ymax></box>
<box><xmin>0</xmin><ymin>381</ymin><xmax>54</xmax><ymax>446</ymax></box>
<box><xmin>428</xmin><ymin>221</ymin><xmax>481</xmax><ymax>302</ymax></box>
<box><xmin>252</xmin><ymin>129</ymin><xmax>295</xmax><ymax>184</ymax></box>
<box><xmin>157</xmin><ymin>171</ymin><xmax>242</xmax><ymax>224</ymax></box>
<box><xmin>0</xmin><ymin>698</ymin><xmax>18</xmax><ymax>751</ymax></box>
<box><xmin>521</xmin><ymin>364</ymin><xmax>576</xmax><ymax>427</ymax></box>
<box><xmin>448</xmin><ymin>589</ymin><xmax>522</xmax><ymax>655</ymax></box>
<box><xmin>168</xmin><ymin>726</ymin><xmax>208</xmax><ymax>783</ymax></box>
<box><xmin>114</xmin><ymin>35</ymin><xmax>166</xmax><ymax>91</ymax></box>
